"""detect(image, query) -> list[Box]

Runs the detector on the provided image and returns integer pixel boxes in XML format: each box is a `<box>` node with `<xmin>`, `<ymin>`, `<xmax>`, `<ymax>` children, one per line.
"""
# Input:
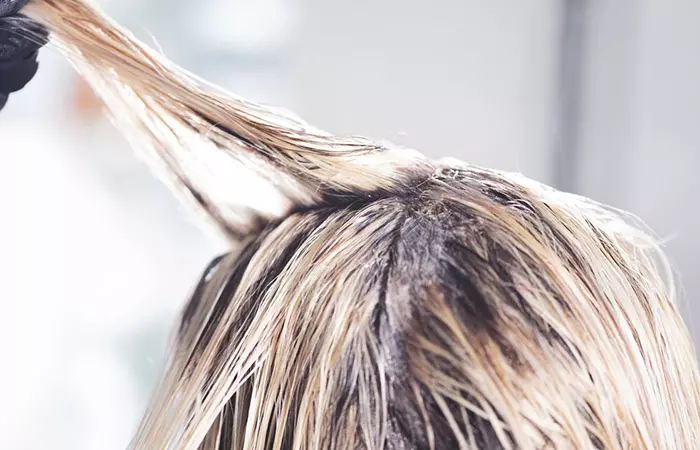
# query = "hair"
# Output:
<box><xmin>23</xmin><ymin>1</ymin><xmax>700</xmax><ymax>449</ymax></box>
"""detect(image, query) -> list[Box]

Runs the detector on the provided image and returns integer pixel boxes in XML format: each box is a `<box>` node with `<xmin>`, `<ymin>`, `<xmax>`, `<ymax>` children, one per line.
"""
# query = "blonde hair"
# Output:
<box><xmin>25</xmin><ymin>1</ymin><xmax>700</xmax><ymax>449</ymax></box>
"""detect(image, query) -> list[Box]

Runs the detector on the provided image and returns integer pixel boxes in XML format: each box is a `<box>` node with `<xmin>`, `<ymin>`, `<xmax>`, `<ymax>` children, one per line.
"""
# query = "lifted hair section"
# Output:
<box><xmin>25</xmin><ymin>0</ymin><xmax>428</xmax><ymax>239</ymax></box>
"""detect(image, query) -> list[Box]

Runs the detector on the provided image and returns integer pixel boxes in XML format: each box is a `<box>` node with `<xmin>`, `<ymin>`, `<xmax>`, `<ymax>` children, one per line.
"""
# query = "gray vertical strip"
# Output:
<box><xmin>0</xmin><ymin>92</ymin><xmax>8</xmax><ymax>112</ymax></box>
<box><xmin>553</xmin><ymin>0</ymin><xmax>589</xmax><ymax>193</ymax></box>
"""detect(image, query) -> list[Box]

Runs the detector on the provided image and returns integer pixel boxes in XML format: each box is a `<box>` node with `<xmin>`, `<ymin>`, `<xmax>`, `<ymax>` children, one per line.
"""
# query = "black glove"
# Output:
<box><xmin>0</xmin><ymin>0</ymin><xmax>29</xmax><ymax>17</ymax></box>
<box><xmin>0</xmin><ymin>0</ymin><xmax>48</xmax><ymax>111</ymax></box>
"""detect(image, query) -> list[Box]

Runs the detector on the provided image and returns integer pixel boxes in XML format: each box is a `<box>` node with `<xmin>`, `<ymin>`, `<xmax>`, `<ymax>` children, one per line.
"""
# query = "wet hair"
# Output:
<box><xmin>25</xmin><ymin>1</ymin><xmax>700</xmax><ymax>449</ymax></box>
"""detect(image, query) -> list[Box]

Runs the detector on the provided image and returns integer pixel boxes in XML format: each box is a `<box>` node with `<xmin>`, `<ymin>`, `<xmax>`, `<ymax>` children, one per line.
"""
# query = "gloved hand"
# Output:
<box><xmin>0</xmin><ymin>0</ymin><xmax>29</xmax><ymax>17</ymax></box>
<box><xmin>0</xmin><ymin>0</ymin><xmax>48</xmax><ymax>111</ymax></box>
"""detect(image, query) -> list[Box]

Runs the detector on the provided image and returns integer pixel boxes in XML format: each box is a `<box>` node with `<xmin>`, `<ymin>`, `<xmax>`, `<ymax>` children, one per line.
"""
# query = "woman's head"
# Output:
<box><xmin>23</xmin><ymin>1</ymin><xmax>700</xmax><ymax>448</ymax></box>
<box><xmin>130</xmin><ymin>164</ymin><xmax>699</xmax><ymax>449</ymax></box>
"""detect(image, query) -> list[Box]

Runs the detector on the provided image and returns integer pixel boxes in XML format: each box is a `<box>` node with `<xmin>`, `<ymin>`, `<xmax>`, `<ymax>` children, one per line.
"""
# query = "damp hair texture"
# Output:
<box><xmin>23</xmin><ymin>1</ymin><xmax>700</xmax><ymax>449</ymax></box>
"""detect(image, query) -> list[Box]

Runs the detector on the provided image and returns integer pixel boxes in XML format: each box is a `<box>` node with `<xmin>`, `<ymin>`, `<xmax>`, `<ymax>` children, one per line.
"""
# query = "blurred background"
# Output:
<box><xmin>1</xmin><ymin>0</ymin><xmax>699</xmax><ymax>448</ymax></box>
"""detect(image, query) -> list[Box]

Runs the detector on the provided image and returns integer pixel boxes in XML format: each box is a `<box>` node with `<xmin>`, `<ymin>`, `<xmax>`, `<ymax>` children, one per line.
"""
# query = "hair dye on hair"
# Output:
<box><xmin>21</xmin><ymin>1</ymin><xmax>700</xmax><ymax>449</ymax></box>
